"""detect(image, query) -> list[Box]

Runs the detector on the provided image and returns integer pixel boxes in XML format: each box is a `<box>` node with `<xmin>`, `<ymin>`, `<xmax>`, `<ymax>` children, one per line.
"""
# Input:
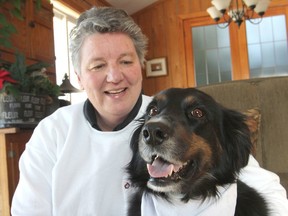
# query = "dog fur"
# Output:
<box><xmin>126</xmin><ymin>88</ymin><xmax>269</xmax><ymax>216</ymax></box>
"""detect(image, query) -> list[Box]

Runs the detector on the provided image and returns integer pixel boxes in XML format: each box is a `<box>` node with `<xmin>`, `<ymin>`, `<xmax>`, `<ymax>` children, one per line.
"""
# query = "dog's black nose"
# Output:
<box><xmin>142</xmin><ymin>122</ymin><xmax>170</xmax><ymax>145</ymax></box>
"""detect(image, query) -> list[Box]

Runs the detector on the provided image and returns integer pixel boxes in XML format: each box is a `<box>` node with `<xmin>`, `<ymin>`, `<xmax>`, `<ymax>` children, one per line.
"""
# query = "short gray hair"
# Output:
<box><xmin>69</xmin><ymin>7</ymin><xmax>148</xmax><ymax>73</ymax></box>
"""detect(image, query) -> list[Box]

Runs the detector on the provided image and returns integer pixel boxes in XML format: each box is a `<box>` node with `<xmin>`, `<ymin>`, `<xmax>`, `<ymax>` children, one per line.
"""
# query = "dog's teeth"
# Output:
<box><xmin>169</xmin><ymin>169</ymin><xmax>173</xmax><ymax>176</ymax></box>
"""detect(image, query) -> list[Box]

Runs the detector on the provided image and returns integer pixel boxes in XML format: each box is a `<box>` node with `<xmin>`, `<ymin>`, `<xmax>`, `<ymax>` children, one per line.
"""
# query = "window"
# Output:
<box><xmin>192</xmin><ymin>25</ymin><xmax>232</xmax><ymax>85</ymax></box>
<box><xmin>52</xmin><ymin>1</ymin><xmax>86</xmax><ymax>103</ymax></box>
<box><xmin>182</xmin><ymin>4</ymin><xmax>288</xmax><ymax>87</ymax></box>
<box><xmin>246</xmin><ymin>15</ymin><xmax>288</xmax><ymax>78</ymax></box>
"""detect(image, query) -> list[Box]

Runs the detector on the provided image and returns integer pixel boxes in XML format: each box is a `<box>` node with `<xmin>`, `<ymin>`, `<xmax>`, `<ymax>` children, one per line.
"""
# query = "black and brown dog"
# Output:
<box><xmin>126</xmin><ymin>88</ymin><xmax>269</xmax><ymax>216</ymax></box>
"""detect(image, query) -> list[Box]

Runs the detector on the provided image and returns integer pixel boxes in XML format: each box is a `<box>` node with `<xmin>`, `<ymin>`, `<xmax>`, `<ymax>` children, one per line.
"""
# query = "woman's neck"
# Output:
<box><xmin>96</xmin><ymin>112</ymin><xmax>127</xmax><ymax>131</ymax></box>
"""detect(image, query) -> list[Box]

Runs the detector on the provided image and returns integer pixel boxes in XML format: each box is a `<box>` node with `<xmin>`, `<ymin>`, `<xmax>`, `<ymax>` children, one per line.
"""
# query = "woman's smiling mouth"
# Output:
<box><xmin>105</xmin><ymin>88</ymin><xmax>127</xmax><ymax>95</ymax></box>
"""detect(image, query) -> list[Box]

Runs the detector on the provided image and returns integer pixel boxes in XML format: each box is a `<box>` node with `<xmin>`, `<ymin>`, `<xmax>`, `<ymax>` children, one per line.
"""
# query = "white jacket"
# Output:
<box><xmin>11</xmin><ymin>95</ymin><xmax>288</xmax><ymax>215</ymax></box>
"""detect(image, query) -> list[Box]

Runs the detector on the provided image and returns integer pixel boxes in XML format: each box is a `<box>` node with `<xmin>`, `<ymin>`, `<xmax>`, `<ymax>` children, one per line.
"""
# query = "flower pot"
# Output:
<box><xmin>0</xmin><ymin>93</ymin><xmax>49</xmax><ymax>128</ymax></box>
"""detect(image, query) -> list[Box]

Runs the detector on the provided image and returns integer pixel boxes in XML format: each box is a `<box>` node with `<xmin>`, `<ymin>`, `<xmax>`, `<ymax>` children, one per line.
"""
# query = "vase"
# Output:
<box><xmin>0</xmin><ymin>93</ymin><xmax>56</xmax><ymax>128</ymax></box>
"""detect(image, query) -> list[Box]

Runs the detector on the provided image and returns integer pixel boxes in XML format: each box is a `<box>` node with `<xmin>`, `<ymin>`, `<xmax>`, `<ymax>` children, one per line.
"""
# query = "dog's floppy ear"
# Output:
<box><xmin>130</xmin><ymin>122</ymin><xmax>143</xmax><ymax>152</ymax></box>
<box><xmin>217</xmin><ymin>107</ymin><xmax>252</xmax><ymax>181</ymax></box>
<box><xmin>126</xmin><ymin>119</ymin><xmax>150</xmax><ymax>187</ymax></box>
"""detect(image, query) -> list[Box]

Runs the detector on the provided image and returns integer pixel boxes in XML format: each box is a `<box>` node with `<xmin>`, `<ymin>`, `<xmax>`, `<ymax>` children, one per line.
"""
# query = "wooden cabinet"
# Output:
<box><xmin>0</xmin><ymin>0</ymin><xmax>56</xmax><ymax>81</ymax></box>
<box><xmin>0</xmin><ymin>128</ymin><xmax>33</xmax><ymax>216</ymax></box>
<box><xmin>28</xmin><ymin>0</ymin><xmax>55</xmax><ymax>63</ymax></box>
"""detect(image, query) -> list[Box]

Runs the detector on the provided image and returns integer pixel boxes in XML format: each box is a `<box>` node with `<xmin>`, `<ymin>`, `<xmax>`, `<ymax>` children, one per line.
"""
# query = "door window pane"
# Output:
<box><xmin>192</xmin><ymin>25</ymin><xmax>232</xmax><ymax>86</ymax></box>
<box><xmin>246</xmin><ymin>15</ymin><xmax>288</xmax><ymax>78</ymax></box>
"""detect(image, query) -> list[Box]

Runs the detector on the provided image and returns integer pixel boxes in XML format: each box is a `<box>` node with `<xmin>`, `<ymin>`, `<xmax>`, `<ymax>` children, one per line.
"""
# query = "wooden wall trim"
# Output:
<box><xmin>0</xmin><ymin>135</ymin><xmax>10</xmax><ymax>216</ymax></box>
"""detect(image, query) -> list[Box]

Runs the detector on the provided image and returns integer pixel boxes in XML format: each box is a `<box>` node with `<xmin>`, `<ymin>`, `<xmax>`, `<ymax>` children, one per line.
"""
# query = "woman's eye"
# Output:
<box><xmin>121</xmin><ymin>60</ymin><xmax>133</xmax><ymax>65</ymax></box>
<box><xmin>191</xmin><ymin>108</ymin><xmax>204</xmax><ymax>118</ymax></box>
<box><xmin>88</xmin><ymin>62</ymin><xmax>106</xmax><ymax>71</ymax></box>
<box><xmin>148</xmin><ymin>106</ymin><xmax>158</xmax><ymax>116</ymax></box>
<box><xmin>93</xmin><ymin>64</ymin><xmax>105</xmax><ymax>70</ymax></box>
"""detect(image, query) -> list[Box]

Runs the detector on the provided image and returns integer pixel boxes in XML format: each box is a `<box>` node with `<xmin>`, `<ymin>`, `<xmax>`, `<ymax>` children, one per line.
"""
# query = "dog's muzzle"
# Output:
<box><xmin>139</xmin><ymin>120</ymin><xmax>193</xmax><ymax>191</ymax></box>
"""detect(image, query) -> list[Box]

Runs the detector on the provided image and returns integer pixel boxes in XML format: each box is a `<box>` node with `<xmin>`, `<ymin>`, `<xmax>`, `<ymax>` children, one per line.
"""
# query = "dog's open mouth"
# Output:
<box><xmin>147</xmin><ymin>155</ymin><xmax>191</xmax><ymax>181</ymax></box>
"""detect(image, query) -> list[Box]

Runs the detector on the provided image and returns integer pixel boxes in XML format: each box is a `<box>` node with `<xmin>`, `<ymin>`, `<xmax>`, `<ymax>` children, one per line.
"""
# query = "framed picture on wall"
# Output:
<box><xmin>146</xmin><ymin>57</ymin><xmax>167</xmax><ymax>77</ymax></box>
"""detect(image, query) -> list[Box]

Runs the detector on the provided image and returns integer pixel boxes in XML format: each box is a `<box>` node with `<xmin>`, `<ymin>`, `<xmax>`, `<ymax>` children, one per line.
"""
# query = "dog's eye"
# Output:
<box><xmin>191</xmin><ymin>108</ymin><xmax>204</xmax><ymax>118</ymax></box>
<box><xmin>148</xmin><ymin>106</ymin><xmax>159</xmax><ymax>116</ymax></box>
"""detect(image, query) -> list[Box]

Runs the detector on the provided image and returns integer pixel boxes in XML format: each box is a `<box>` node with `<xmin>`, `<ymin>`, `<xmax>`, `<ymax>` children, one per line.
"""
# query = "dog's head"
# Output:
<box><xmin>128</xmin><ymin>88</ymin><xmax>252</xmax><ymax>200</ymax></box>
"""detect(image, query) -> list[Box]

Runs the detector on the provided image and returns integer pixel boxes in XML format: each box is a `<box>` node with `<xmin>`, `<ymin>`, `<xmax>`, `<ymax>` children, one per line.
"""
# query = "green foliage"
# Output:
<box><xmin>0</xmin><ymin>14</ymin><xmax>17</xmax><ymax>48</ymax></box>
<box><xmin>0</xmin><ymin>0</ymin><xmax>43</xmax><ymax>48</ymax></box>
<box><xmin>0</xmin><ymin>53</ymin><xmax>60</xmax><ymax>97</ymax></box>
<box><xmin>0</xmin><ymin>0</ymin><xmax>58</xmax><ymax>97</ymax></box>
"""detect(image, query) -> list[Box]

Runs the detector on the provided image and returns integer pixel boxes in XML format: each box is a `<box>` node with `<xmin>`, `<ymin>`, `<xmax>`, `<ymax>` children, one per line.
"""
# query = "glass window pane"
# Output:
<box><xmin>262</xmin><ymin>43</ymin><xmax>275</xmax><ymax>67</ymax></box>
<box><xmin>246</xmin><ymin>15</ymin><xmax>288</xmax><ymax>78</ymax></box>
<box><xmin>195</xmin><ymin>50</ymin><xmax>206</xmax><ymax>83</ymax></box>
<box><xmin>259</xmin><ymin>18</ymin><xmax>273</xmax><ymax>43</ymax></box>
<box><xmin>192</xmin><ymin>27</ymin><xmax>205</xmax><ymax>50</ymax></box>
<box><xmin>273</xmin><ymin>16</ymin><xmax>286</xmax><ymax>41</ymax></box>
<box><xmin>275</xmin><ymin>41</ymin><xmax>288</xmax><ymax>66</ymax></box>
<box><xmin>250</xmin><ymin>68</ymin><xmax>262</xmax><ymax>78</ymax></box>
<box><xmin>196</xmin><ymin>73</ymin><xmax>207</xmax><ymax>86</ymax></box>
<box><xmin>192</xmin><ymin>24</ymin><xmax>232</xmax><ymax>86</ymax></box>
<box><xmin>206</xmin><ymin>50</ymin><xmax>219</xmax><ymax>84</ymax></box>
<box><xmin>217</xmin><ymin>27</ymin><xmax>230</xmax><ymax>47</ymax></box>
<box><xmin>248</xmin><ymin>44</ymin><xmax>261</xmax><ymax>69</ymax></box>
<box><xmin>246</xmin><ymin>21</ymin><xmax>260</xmax><ymax>44</ymax></box>
<box><xmin>53</xmin><ymin>5</ymin><xmax>85</xmax><ymax>104</ymax></box>
<box><xmin>205</xmin><ymin>25</ymin><xmax>218</xmax><ymax>49</ymax></box>
<box><xmin>219</xmin><ymin>48</ymin><xmax>232</xmax><ymax>81</ymax></box>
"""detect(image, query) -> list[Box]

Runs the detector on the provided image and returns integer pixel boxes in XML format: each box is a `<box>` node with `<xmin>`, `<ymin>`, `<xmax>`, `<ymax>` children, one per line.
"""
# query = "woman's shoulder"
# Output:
<box><xmin>51</xmin><ymin>101</ymin><xmax>85</xmax><ymax>117</ymax></box>
<box><xmin>39</xmin><ymin>101</ymin><xmax>86</xmax><ymax>127</ymax></box>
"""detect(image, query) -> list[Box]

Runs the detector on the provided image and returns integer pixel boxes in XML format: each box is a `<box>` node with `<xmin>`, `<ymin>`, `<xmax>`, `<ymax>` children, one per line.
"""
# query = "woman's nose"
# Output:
<box><xmin>106</xmin><ymin>65</ymin><xmax>124</xmax><ymax>83</ymax></box>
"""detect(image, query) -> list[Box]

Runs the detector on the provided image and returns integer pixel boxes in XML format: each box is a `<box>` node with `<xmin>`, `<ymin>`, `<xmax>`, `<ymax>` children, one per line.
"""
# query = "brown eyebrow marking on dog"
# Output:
<box><xmin>154</xmin><ymin>93</ymin><xmax>167</xmax><ymax>102</ymax></box>
<box><xmin>183</xmin><ymin>95</ymin><xmax>197</xmax><ymax>106</ymax></box>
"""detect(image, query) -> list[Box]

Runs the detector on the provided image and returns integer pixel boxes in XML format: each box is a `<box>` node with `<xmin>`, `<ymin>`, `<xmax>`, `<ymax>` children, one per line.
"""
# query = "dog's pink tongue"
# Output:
<box><xmin>147</xmin><ymin>158</ymin><xmax>173</xmax><ymax>178</ymax></box>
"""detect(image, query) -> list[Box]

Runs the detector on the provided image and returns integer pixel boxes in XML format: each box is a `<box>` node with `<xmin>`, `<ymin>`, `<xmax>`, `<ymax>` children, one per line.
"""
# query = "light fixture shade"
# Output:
<box><xmin>60</xmin><ymin>73</ymin><xmax>81</xmax><ymax>93</ymax></box>
<box><xmin>243</xmin><ymin>0</ymin><xmax>259</xmax><ymax>7</ymax></box>
<box><xmin>212</xmin><ymin>0</ymin><xmax>231</xmax><ymax>11</ymax></box>
<box><xmin>254</xmin><ymin>0</ymin><xmax>271</xmax><ymax>14</ymax></box>
<box><xmin>207</xmin><ymin>6</ymin><xmax>222</xmax><ymax>20</ymax></box>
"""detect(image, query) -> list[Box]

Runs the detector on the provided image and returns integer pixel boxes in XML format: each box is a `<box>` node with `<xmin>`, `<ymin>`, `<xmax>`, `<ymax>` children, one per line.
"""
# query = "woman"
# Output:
<box><xmin>11</xmin><ymin>7</ymin><xmax>288</xmax><ymax>216</ymax></box>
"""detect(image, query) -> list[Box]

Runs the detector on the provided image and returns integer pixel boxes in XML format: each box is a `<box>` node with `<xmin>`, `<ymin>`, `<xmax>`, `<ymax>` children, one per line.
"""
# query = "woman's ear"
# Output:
<box><xmin>75</xmin><ymin>71</ymin><xmax>84</xmax><ymax>90</ymax></box>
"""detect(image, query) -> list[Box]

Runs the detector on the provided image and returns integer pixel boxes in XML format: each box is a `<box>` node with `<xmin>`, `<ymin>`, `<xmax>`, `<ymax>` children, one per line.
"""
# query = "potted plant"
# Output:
<box><xmin>0</xmin><ymin>52</ymin><xmax>60</xmax><ymax>128</ymax></box>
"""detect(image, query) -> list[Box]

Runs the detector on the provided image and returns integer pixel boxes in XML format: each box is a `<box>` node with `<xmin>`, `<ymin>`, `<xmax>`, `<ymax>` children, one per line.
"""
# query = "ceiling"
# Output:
<box><xmin>105</xmin><ymin>0</ymin><xmax>158</xmax><ymax>14</ymax></box>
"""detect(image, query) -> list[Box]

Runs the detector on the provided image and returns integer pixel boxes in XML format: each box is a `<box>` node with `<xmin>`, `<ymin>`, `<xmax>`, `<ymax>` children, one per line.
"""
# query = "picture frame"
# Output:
<box><xmin>145</xmin><ymin>57</ymin><xmax>167</xmax><ymax>77</ymax></box>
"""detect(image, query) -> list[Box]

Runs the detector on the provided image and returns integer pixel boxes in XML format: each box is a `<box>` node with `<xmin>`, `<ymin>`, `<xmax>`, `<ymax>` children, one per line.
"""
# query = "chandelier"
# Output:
<box><xmin>207</xmin><ymin>0</ymin><xmax>271</xmax><ymax>28</ymax></box>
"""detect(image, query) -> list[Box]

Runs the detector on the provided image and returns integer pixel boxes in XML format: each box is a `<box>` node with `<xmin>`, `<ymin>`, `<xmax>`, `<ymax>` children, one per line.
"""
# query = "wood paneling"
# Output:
<box><xmin>0</xmin><ymin>0</ymin><xmax>56</xmax><ymax>81</ymax></box>
<box><xmin>0</xmin><ymin>129</ymin><xmax>33</xmax><ymax>216</ymax></box>
<box><xmin>132</xmin><ymin>0</ymin><xmax>219</xmax><ymax>95</ymax></box>
<box><xmin>132</xmin><ymin>0</ymin><xmax>288</xmax><ymax>95</ymax></box>
<box><xmin>58</xmin><ymin>0</ymin><xmax>109</xmax><ymax>13</ymax></box>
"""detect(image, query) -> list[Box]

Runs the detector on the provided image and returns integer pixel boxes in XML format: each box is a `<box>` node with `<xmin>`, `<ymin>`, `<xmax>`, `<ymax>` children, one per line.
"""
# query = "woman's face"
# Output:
<box><xmin>77</xmin><ymin>32</ymin><xmax>143</xmax><ymax>130</ymax></box>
